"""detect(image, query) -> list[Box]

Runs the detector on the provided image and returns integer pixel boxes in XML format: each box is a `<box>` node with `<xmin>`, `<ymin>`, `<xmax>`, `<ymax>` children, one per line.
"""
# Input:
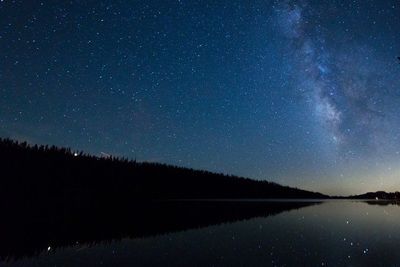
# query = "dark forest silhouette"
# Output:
<box><xmin>0</xmin><ymin>138</ymin><xmax>327</xmax><ymax>203</ymax></box>
<box><xmin>350</xmin><ymin>191</ymin><xmax>400</xmax><ymax>200</ymax></box>
<box><xmin>332</xmin><ymin>191</ymin><xmax>400</xmax><ymax>200</ymax></box>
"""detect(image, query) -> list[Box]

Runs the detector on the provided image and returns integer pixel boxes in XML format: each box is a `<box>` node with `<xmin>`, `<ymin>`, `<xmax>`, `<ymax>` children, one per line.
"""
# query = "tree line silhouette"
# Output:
<box><xmin>0</xmin><ymin>137</ymin><xmax>327</xmax><ymax>207</ymax></box>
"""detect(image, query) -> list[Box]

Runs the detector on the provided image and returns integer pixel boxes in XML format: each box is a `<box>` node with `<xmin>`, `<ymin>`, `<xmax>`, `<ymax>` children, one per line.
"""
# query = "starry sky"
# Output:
<box><xmin>1</xmin><ymin>0</ymin><xmax>400</xmax><ymax>195</ymax></box>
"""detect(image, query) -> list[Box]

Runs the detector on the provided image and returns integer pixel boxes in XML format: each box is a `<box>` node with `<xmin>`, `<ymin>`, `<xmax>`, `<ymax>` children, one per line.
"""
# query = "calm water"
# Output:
<box><xmin>4</xmin><ymin>200</ymin><xmax>400</xmax><ymax>266</ymax></box>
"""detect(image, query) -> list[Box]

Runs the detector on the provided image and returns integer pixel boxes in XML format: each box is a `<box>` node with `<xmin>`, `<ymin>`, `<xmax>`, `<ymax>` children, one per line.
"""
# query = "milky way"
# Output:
<box><xmin>275</xmin><ymin>1</ymin><xmax>400</xmax><ymax>157</ymax></box>
<box><xmin>1</xmin><ymin>0</ymin><xmax>400</xmax><ymax>194</ymax></box>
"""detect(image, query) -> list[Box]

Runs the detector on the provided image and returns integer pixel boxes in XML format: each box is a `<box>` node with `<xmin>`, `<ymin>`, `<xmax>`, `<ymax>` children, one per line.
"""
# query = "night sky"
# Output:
<box><xmin>1</xmin><ymin>0</ymin><xmax>400</xmax><ymax>195</ymax></box>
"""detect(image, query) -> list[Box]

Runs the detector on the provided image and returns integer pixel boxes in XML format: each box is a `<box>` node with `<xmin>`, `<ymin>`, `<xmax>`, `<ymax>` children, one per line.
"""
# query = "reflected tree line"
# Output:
<box><xmin>0</xmin><ymin>200</ymin><xmax>320</xmax><ymax>262</ymax></box>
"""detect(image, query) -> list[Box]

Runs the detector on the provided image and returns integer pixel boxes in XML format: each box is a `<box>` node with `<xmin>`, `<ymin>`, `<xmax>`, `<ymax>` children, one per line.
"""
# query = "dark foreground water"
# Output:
<box><xmin>2</xmin><ymin>200</ymin><xmax>400</xmax><ymax>266</ymax></box>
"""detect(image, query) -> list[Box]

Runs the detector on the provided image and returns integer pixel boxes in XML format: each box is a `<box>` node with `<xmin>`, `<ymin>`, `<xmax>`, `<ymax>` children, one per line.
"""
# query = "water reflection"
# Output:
<box><xmin>364</xmin><ymin>200</ymin><xmax>400</xmax><ymax>206</ymax></box>
<box><xmin>0</xmin><ymin>200</ymin><xmax>318</xmax><ymax>263</ymax></box>
<box><xmin>3</xmin><ymin>200</ymin><xmax>400</xmax><ymax>266</ymax></box>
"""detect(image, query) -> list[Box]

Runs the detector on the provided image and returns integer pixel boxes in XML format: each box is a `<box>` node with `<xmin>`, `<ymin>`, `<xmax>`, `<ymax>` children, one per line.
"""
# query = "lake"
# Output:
<box><xmin>2</xmin><ymin>200</ymin><xmax>400</xmax><ymax>266</ymax></box>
